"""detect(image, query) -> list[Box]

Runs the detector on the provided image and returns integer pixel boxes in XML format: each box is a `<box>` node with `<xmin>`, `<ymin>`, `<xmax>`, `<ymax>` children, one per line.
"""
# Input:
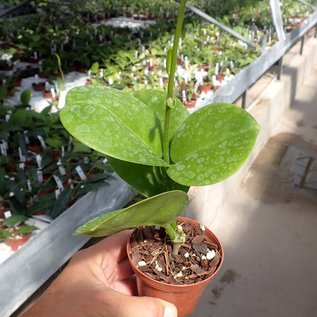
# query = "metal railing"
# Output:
<box><xmin>0</xmin><ymin>0</ymin><xmax>34</xmax><ymax>19</ymax></box>
<box><xmin>185</xmin><ymin>3</ymin><xmax>257</xmax><ymax>49</ymax></box>
<box><xmin>195</xmin><ymin>10</ymin><xmax>317</xmax><ymax>110</ymax></box>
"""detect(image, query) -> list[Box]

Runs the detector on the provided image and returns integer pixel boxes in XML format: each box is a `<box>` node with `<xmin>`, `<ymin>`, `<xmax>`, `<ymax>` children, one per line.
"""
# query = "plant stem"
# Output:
<box><xmin>164</xmin><ymin>222</ymin><xmax>186</xmax><ymax>255</ymax></box>
<box><xmin>54</xmin><ymin>53</ymin><xmax>64</xmax><ymax>82</ymax></box>
<box><xmin>162</xmin><ymin>0</ymin><xmax>187</xmax><ymax>163</ymax></box>
<box><xmin>161</xmin><ymin>0</ymin><xmax>188</xmax><ymax>255</ymax></box>
<box><xmin>162</xmin><ymin>0</ymin><xmax>187</xmax><ymax>254</ymax></box>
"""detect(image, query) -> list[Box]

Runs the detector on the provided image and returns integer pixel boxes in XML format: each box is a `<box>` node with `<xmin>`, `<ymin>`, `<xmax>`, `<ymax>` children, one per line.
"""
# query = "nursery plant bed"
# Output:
<box><xmin>0</xmin><ymin>90</ymin><xmax>135</xmax><ymax>317</ymax></box>
<box><xmin>1</xmin><ymin>1</ymin><xmax>314</xmax><ymax>111</ymax></box>
<box><xmin>101</xmin><ymin>16</ymin><xmax>156</xmax><ymax>29</ymax></box>
<box><xmin>197</xmin><ymin>10</ymin><xmax>317</xmax><ymax>108</ymax></box>
<box><xmin>0</xmin><ymin>175</ymin><xmax>135</xmax><ymax>317</ymax></box>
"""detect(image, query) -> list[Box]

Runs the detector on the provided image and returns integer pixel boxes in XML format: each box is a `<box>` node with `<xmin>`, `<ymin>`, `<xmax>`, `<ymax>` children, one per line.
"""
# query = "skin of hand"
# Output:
<box><xmin>20</xmin><ymin>230</ymin><xmax>177</xmax><ymax>317</ymax></box>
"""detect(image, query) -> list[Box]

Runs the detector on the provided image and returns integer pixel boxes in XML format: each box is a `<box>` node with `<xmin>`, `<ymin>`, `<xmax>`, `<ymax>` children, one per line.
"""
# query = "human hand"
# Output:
<box><xmin>20</xmin><ymin>230</ymin><xmax>177</xmax><ymax>317</ymax></box>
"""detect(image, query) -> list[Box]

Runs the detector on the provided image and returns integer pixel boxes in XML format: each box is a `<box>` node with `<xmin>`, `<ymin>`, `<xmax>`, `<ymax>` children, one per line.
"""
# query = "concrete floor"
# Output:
<box><xmin>189</xmin><ymin>65</ymin><xmax>317</xmax><ymax>315</ymax></box>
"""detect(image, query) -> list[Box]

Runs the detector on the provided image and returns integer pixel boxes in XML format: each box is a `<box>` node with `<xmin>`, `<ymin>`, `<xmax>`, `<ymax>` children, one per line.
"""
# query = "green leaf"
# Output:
<box><xmin>16</xmin><ymin>225</ymin><xmax>38</xmax><ymax>235</ymax></box>
<box><xmin>27</xmin><ymin>194</ymin><xmax>55</xmax><ymax>216</ymax></box>
<box><xmin>73</xmin><ymin>181</ymin><xmax>109</xmax><ymax>198</ymax></box>
<box><xmin>90</xmin><ymin>62</ymin><xmax>99</xmax><ymax>74</ymax></box>
<box><xmin>41</xmin><ymin>105</ymin><xmax>53</xmax><ymax>115</ymax></box>
<box><xmin>132</xmin><ymin>89</ymin><xmax>189</xmax><ymax>141</ymax></box>
<box><xmin>90</xmin><ymin>161</ymin><xmax>113</xmax><ymax>173</ymax></box>
<box><xmin>60</xmin><ymin>86</ymin><xmax>167</xmax><ymax>167</ymax></box>
<box><xmin>46</xmin><ymin>135</ymin><xmax>67</xmax><ymax>148</ymax></box>
<box><xmin>4</xmin><ymin>215</ymin><xmax>27</xmax><ymax>226</ymax></box>
<box><xmin>48</xmin><ymin>188</ymin><xmax>73</xmax><ymax>219</ymax></box>
<box><xmin>85</xmin><ymin>173</ymin><xmax>111</xmax><ymax>183</ymax></box>
<box><xmin>0</xmin><ymin>168</ymin><xmax>5</xmax><ymax>195</ymax></box>
<box><xmin>20</xmin><ymin>89</ymin><xmax>32</xmax><ymax>107</ymax></box>
<box><xmin>11</xmin><ymin>184</ymin><xmax>26</xmax><ymax>206</ymax></box>
<box><xmin>75</xmin><ymin>190</ymin><xmax>188</xmax><ymax>237</ymax></box>
<box><xmin>0</xmin><ymin>230</ymin><xmax>11</xmax><ymax>240</ymax></box>
<box><xmin>0</xmin><ymin>86</ymin><xmax>7</xmax><ymax>100</ymax></box>
<box><xmin>72</xmin><ymin>138</ymin><xmax>91</xmax><ymax>152</ymax></box>
<box><xmin>167</xmin><ymin>103</ymin><xmax>260</xmax><ymax>185</ymax></box>
<box><xmin>107</xmin><ymin>155</ymin><xmax>189</xmax><ymax>197</ymax></box>
<box><xmin>106</xmin><ymin>89</ymin><xmax>189</xmax><ymax>195</ymax></box>
<box><xmin>10</xmin><ymin>108</ymin><xmax>44</xmax><ymax>128</ymax></box>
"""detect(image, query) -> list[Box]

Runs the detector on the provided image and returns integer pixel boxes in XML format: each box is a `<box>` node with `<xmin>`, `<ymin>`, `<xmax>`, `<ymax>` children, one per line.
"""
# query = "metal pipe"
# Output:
<box><xmin>185</xmin><ymin>3</ymin><xmax>257</xmax><ymax>49</ymax></box>
<box><xmin>277</xmin><ymin>57</ymin><xmax>283</xmax><ymax>80</ymax></box>
<box><xmin>300</xmin><ymin>36</ymin><xmax>305</xmax><ymax>55</ymax></box>
<box><xmin>195</xmin><ymin>11</ymin><xmax>317</xmax><ymax>108</ymax></box>
<box><xmin>241</xmin><ymin>90</ymin><xmax>248</xmax><ymax>109</ymax></box>
<box><xmin>298</xmin><ymin>0</ymin><xmax>317</xmax><ymax>10</ymax></box>
<box><xmin>270</xmin><ymin>0</ymin><xmax>286</xmax><ymax>42</ymax></box>
<box><xmin>0</xmin><ymin>0</ymin><xmax>32</xmax><ymax>19</ymax></box>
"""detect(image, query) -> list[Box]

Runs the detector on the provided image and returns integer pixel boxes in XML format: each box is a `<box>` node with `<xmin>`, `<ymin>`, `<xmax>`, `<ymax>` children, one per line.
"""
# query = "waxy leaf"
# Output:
<box><xmin>60</xmin><ymin>86</ymin><xmax>167</xmax><ymax>167</ymax></box>
<box><xmin>103</xmin><ymin>89</ymin><xmax>189</xmax><ymax>196</ymax></box>
<box><xmin>167</xmin><ymin>103</ymin><xmax>260</xmax><ymax>185</ymax></box>
<box><xmin>71</xmin><ymin>88</ymin><xmax>189</xmax><ymax>196</ymax></box>
<box><xmin>61</xmin><ymin>87</ymin><xmax>259</xmax><ymax>192</ymax></box>
<box><xmin>107</xmin><ymin>155</ymin><xmax>189</xmax><ymax>197</ymax></box>
<box><xmin>132</xmin><ymin>89</ymin><xmax>189</xmax><ymax>142</ymax></box>
<box><xmin>74</xmin><ymin>190</ymin><xmax>188</xmax><ymax>237</ymax></box>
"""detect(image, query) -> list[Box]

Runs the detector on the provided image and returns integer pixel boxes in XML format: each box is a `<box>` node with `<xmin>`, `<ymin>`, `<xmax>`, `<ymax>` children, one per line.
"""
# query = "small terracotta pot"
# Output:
<box><xmin>5</xmin><ymin>234</ymin><xmax>30</xmax><ymax>251</ymax></box>
<box><xmin>19</xmin><ymin>56</ymin><xmax>39</xmax><ymax>64</ymax></box>
<box><xmin>216</xmin><ymin>74</ymin><xmax>225</xmax><ymax>82</ymax></box>
<box><xmin>127</xmin><ymin>216</ymin><xmax>224</xmax><ymax>317</ymax></box>
<box><xmin>198</xmin><ymin>84</ymin><xmax>212</xmax><ymax>94</ymax></box>
<box><xmin>0</xmin><ymin>62</ymin><xmax>13</xmax><ymax>71</ymax></box>
<box><xmin>47</xmin><ymin>150</ymin><xmax>61</xmax><ymax>159</ymax></box>
<box><xmin>13</xmin><ymin>77</ymin><xmax>22</xmax><ymax>87</ymax></box>
<box><xmin>27</xmin><ymin>144</ymin><xmax>43</xmax><ymax>154</ymax></box>
<box><xmin>43</xmin><ymin>90</ymin><xmax>54</xmax><ymax>99</ymax></box>
<box><xmin>32</xmin><ymin>82</ymin><xmax>45</xmax><ymax>92</ymax></box>
<box><xmin>184</xmin><ymin>100</ymin><xmax>196</xmax><ymax>109</ymax></box>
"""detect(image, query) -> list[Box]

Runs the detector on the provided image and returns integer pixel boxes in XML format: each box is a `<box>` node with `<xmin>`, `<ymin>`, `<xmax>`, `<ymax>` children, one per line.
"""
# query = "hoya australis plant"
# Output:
<box><xmin>60</xmin><ymin>0</ymin><xmax>259</xmax><ymax>254</ymax></box>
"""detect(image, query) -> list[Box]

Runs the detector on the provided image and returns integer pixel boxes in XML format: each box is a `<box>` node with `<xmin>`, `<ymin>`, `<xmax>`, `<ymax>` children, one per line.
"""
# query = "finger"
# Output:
<box><xmin>123</xmin><ymin>296</ymin><xmax>178</xmax><ymax>317</ymax></box>
<box><xmin>113</xmin><ymin>276</ymin><xmax>138</xmax><ymax>296</ymax></box>
<box><xmin>116</xmin><ymin>258</ymin><xmax>134</xmax><ymax>280</ymax></box>
<box><xmin>103</xmin><ymin>291</ymin><xmax>178</xmax><ymax>317</ymax></box>
<box><xmin>157</xmin><ymin>299</ymin><xmax>178</xmax><ymax>317</ymax></box>
<box><xmin>78</xmin><ymin>230</ymin><xmax>132</xmax><ymax>266</ymax></box>
<box><xmin>107</xmin><ymin>259</ymin><xmax>136</xmax><ymax>294</ymax></box>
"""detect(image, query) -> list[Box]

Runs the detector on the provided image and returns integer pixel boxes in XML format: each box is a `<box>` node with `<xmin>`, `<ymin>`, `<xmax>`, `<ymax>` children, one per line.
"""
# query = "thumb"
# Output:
<box><xmin>106</xmin><ymin>291</ymin><xmax>178</xmax><ymax>317</ymax></box>
<box><xmin>157</xmin><ymin>298</ymin><xmax>178</xmax><ymax>317</ymax></box>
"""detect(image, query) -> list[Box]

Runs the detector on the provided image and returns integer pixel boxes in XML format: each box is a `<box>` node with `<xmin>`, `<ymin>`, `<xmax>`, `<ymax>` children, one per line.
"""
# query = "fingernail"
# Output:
<box><xmin>164</xmin><ymin>304</ymin><xmax>177</xmax><ymax>317</ymax></box>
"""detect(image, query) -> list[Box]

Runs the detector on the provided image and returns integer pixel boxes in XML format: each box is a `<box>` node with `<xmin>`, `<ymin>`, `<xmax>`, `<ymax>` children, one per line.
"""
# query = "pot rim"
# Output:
<box><xmin>127</xmin><ymin>216</ymin><xmax>224</xmax><ymax>289</ymax></box>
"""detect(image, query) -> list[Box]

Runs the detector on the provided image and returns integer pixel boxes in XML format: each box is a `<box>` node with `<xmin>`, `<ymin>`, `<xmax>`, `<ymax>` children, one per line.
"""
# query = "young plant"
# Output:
<box><xmin>54</xmin><ymin>53</ymin><xmax>65</xmax><ymax>91</ymax></box>
<box><xmin>60</xmin><ymin>0</ymin><xmax>259</xmax><ymax>254</ymax></box>
<box><xmin>0</xmin><ymin>214</ymin><xmax>38</xmax><ymax>241</ymax></box>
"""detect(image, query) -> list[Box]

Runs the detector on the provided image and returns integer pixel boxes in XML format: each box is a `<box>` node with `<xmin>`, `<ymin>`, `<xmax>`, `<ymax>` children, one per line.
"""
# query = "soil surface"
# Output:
<box><xmin>129</xmin><ymin>220</ymin><xmax>222</xmax><ymax>285</ymax></box>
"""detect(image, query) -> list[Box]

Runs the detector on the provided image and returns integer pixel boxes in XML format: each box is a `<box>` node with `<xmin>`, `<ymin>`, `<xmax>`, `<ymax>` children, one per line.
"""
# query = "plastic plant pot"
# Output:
<box><xmin>127</xmin><ymin>216</ymin><xmax>224</xmax><ymax>317</ymax></box>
